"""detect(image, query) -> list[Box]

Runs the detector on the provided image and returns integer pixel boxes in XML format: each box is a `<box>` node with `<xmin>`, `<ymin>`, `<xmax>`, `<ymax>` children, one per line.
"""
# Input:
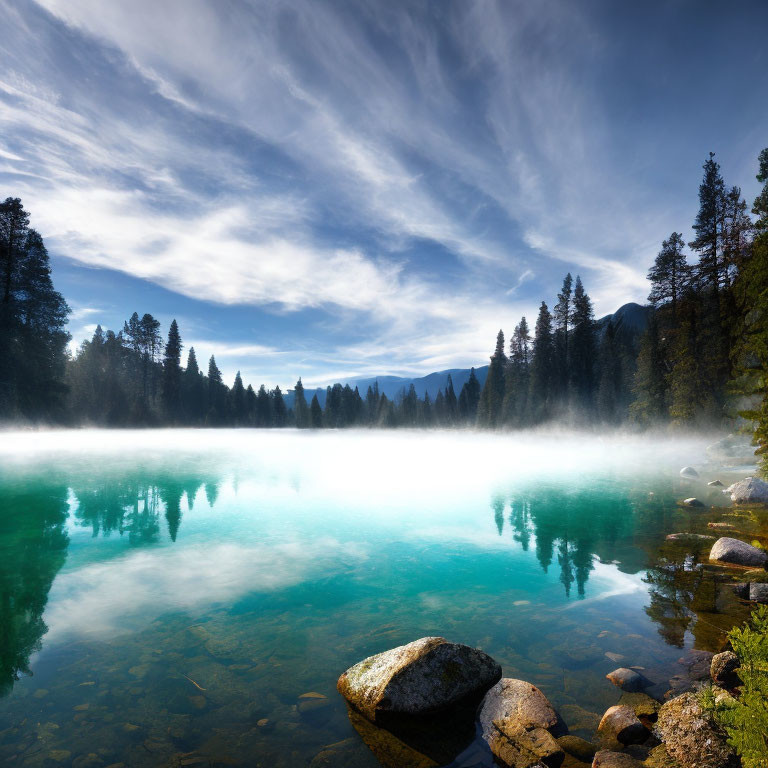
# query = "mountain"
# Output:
<box><xmin>286</xmin><ymin>367</ymin><xmax>488</xmax><ymax>409</ymax></box>
<box><xmin>285</xmin><ymin>302</ymin><xmax>649</xmax><ymax>408</ymax></box>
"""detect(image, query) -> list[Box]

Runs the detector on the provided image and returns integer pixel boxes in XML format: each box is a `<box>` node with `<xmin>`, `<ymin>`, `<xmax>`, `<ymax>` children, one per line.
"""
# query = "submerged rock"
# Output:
<box><xmin>656</xmin><ymin>692</ymin><xmax>737</xmax><ymax>768</ymax></box>
<box><xmin>557</xmin><ymin>734</ymin><xmax>596</xmax><ymax>762</ymax></box>
<box><xmin>726</xmin><ymin>476</ymin><xmax>768</xmax><ymax>504</ymax></box>
<box><xmin>605</xmin><ymin>668</ymin><xmax>648</xmax><ymax>693</ymax></box>
<box><xmin>591</xmin><ymin>749</ymin><xmax>643</xmax><ymax>767</ymax></box>
<box><xmin>678</xmin><ymin>498</ymin><xmax>705</xmax><ymax>508</ymax></box>
<box><xmin>679</xmin><ymin>467</ymin><xmax>699</xmax><ymax>479</ymax></box>
<box><xmin>478</xmin><ymin>678</ymin><xmax>561</xmax><ymax>767</ymax></box>
<box><xmin>731</xmin><ymin>581</ymin><xmax>750</xmax><ymax>599</ymax></box>
<box><xmin>707</xmin><ymin>480</ymin><xmax>724</xmax><ymax>487</ymax></box>
<box><xmin>596</xmin><ymin>705</ymin><xmax>648</xmax><ymax>746</ymax></box>
<box><xmin>617</xmin><ymin>692</ymin><xmax>660</xmax><ymax>720</ymax></box>
<box><xmin>709</xmin><ymin>537</ymin><xmax>768</xmax><ymax>567</ymax></box>
<box><xmin>337</xmin><ymin>636</ymin><xmax>500</xmax><ymax>722</ymax></box>
<box><xmin>665</xmin><ymin>532</ymin><xmax>713</xmax><ymax>542</ymax></box>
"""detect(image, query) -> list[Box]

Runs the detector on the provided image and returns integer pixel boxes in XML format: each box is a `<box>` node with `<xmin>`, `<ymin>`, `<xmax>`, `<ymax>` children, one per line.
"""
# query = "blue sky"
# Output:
<box><xmin>1</xmin><ymin>0</ymin><xmax>767</xmax><ymax>389</ymax></box>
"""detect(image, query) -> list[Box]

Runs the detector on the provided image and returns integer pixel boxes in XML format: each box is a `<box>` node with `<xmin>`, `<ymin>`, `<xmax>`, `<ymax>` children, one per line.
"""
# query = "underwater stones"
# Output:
<box><xmin>656</xmin><ymin>693</ymin><xmax>738</xmax><ymax>768</ymax></box>
<box><xmin>664</xmin><ymin>533</ymin><xmax>713</xmax><ymax>542</ymax></box>
<box><xmin>678</xmin><ymin>498</ymin><xmax>704</xmax><ymax>508</ymax></box>
<box><xmin>679</xmin><ymin>467</ymin><xmax>699</xmax><ymax>479</ymax></box>
<box><xmin>709</xmin><ymin>536</ymin><xmax>768</xmax><ymax>567</ymax></box>
<box><xmin>706</xmin><ymin>521</ymin><xmax>733</xmax><ymax>530</ymax></box>
<box><xmin>710</xmin><ymin>651</ymin><xmax>740</xmax><ymax>688</ymax></box>
<box><xmin>591</xmin><ymin>751</ymin><xmax>643</xmax><ymax>768</ymax></box>
<box><xmin>707</xmin><ymin>480</ymin><xmax>724</xmax><ymax>487</ymax></box>
<box><xmin>605</xmin><ymin>668</ymin><xmax>647</xmax><ymax>693</ymax></box>
<box><xmin>337</xmin><ymin>636</ymin><xmax>501</xmax><ymax>722</ymax></box>
<box><xmin>749</xmin><ymin>582</ymin><xmax>768</xmax><ymax>603</ymax></box>
<box><xmin>726</xmin><ymin>476</ymin><xmax>768</xmax><ymax>504</ymax></box>
<box><xmin>557</xmin><ymin>735</ymin><xmax>597</xmax><ymax>762</ymax></box>
<box><xmin>617</xmin><ymin>692</ymin><xmax>660</xmax><ymax>720</ymax></box>
<box><xmin>487</xmin><ymin>720</ymin><xmax>563</xmax><ymax>768</ymax></box>
<box><xmin>596</xmin><ymin>706</ymin><xmax>648</xmax><ymax>746</ymax></box>
<box><xmin>479</xmin><ymin>679</ymin><xmax>559</xmax><ymax>735</ymax></box>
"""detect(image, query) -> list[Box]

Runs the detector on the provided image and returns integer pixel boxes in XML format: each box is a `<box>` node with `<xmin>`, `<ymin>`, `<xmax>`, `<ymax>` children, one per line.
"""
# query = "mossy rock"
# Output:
<box><xmin>618</xmin><ymin>692</ymin><xmax>660</xmax><ymax>720</ymax></box>
<box><xmin>644</xmin><ymin>744</ymin><xmax>683</xmax><ymax>768</ymax></box>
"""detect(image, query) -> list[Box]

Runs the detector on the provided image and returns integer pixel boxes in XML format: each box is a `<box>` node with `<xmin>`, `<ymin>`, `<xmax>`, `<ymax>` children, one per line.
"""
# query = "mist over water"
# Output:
<box><xmin>0</xmin><ymin>428</ymin><xmax>742</xmax><ymax>766</ymax></box>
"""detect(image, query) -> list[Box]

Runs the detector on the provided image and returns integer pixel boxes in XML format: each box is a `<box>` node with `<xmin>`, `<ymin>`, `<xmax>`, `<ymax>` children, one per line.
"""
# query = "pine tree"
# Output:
<box><xmin>478</xmin><ymin>330</ymin><xmax>507</xmax><ymax>427</ymax></box>
<box><xmin>529</xmin><ymin>302</ymin><xmax>556</xmax><ymax>422</ymax></box>
<box><xmin>732</xmin><ymin>148</ymin><xmax>768</xmax><ymax>474</ymax></box>
<box><xmin>444</xmin><ymin>374</ymin><xmax>458</xmax><ymax>424</ymax></box>
<box><xmin>271</xmin><ymin>386</ymin><xmax>287</xmax><ymax>426</ymax></box>
<box><xmin>207</xmin><ymin>355</ymin><xmax>224</xmax><ymax>424</ymax></box>
<box><xmin>255</xmin><ymin>384</ymin><xmax>272</xmax><ymax>427</ymax></box>
<box><xmin>648</xmin><ymin>233</ymin><xmax>689</xmax><ymax>313</ymax></box>
<box><xmin>294</xmin><ymin>378</ymin><xmax>309</xmax><ymax>428</ymax></box>
<box><xmin>0</xmin><ymin>198</ymin><xmax>70</xmax><ymax>420</ymax></box>
<box><xmin>309</xmin><ymin>393</ymin><xmax>323</xmax><ymax>428</ymax></box>
<box><xmin>232</xmin><ymin>371</ymin><xmax>246</xmax><ymax>425</ymax></box>
<box><xmin>690</xmin><ymin>152</ymin><xmax>726</xmax><ymax>298</ymax></box>
<box><xmin>161</xmin><ymin>319</ymin><xmax>182</xmax><ymax>422</ymax></box>
<box><xmin>554</xmin><ymin>273</ymin><xmax>573</xmax><ymax>398</ymax></box>
<box><xmin>503</xmin><ymin>317</ymin><xmax>531</xmax><ymax>427</ymax></box>
<box><xmin>570</xmin><ymin>276</ymin><xmax>597</xmax><ymax>411</ymax></box>
<box><xmin>458</xmin><ymin>367</ymin><xmax>481</xmax><ymax>423</ymax></box>
<box><xmin>597</xmin><ymin>320</ymin><xmax>623</xmax><ymax>423</ymax></box>
<box><xmin>182</xmin><ymin>347</ymin><xmax>205</xmax><ymax>424</ymax></box>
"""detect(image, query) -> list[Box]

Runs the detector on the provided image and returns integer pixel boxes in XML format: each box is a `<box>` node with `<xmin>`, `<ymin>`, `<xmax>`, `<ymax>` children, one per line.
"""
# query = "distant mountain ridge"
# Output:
<box><xmin>286</xmin><ymin>302</ymin><xmax>649</xmax><ymax>408</ymax></box>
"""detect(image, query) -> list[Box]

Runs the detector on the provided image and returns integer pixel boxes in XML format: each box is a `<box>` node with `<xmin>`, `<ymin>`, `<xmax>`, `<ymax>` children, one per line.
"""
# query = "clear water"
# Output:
<box><xmin>0</xmin><ymin>429</ymin><xmax>750</xmax><ymax>767</ymax></box>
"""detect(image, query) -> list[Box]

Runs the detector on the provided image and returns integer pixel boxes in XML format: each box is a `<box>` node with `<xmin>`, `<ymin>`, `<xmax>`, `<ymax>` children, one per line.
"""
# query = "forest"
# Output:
<box><xmin>1</xmin><ymin>148</ymin><xmax>767</xmax><ymax>471</ymax></box>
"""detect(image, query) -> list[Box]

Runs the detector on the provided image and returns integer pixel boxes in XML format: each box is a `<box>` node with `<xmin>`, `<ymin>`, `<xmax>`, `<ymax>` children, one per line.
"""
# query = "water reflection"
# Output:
<box><xmin>0</xmin><ymin>483</ymin><xmax>69</xmax><ymax>695</ymax></box>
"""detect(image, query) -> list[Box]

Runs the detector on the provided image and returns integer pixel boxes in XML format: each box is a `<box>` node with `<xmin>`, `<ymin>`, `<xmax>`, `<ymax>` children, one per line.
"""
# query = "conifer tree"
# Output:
<box><xmin>444</xmin><ymin>374</ymin><xmax>458</xmax><ymax>424</ymax></box>
<box><xmin>255</xmin><ymin>384</ymin><xmax>272</xmax><ymax>427</ymax></box>
<box><xmin>294</xmin><ymin>378</ymin><xmax>309</xmax><ymax>428</ymax></box>
<box><xmin>161</xmin><ymin>319</ymin><xmax>182</xmax><ymax>422</ymax></box>
<box><xmin>0</xmin><ymin>198</ymin><xmax>69</xmax><ymax>420</ymax></box>
<box><xmin>631</xmin><ymin>313</ymin><xmax>669</xmax><ymax>424</ymax></box>
<box><xmin>529</xmin><ymin>302</ymin><xmax>556</xmax><ymax>422</ymax></box>
<box><xmin>271</xmin><ymin>386</ymin><xmax>287</xmax><ymax>426</ymax></box>
<box><xmin>207</xmin><ymin>355</ymin><xmax>224</xmax><ymax>424</ymax></box>
<box><xmin>690</xmin><ymin>152</ymin><xmax>726</xmax><ymax>298</ymax></box>
<box><xmin>570</xmin><ymin>276</ymin><xmax>597</xmax><ymax>410</ymax></box>
<box><xmin>232</xmin><ymin>371</ymin><xmax>246</xmax><ymax>425</ymax></box>
<box><xmin>648</xmin><ymin>233</ymin><xmax>689</xmax><ymax>313</ymax></box>
<box><xmin>733</xmin><ymin>148</ymin><xmax>768</xmax><ymax>474</ymax></box>
<box><xmin>458</xmin><ymin>367</ymin><xmax>481</xmax><ymax>423</ymax></box>
<box><xmin>309</xmin><ymin>393</ymin><xmax>323</xmax><ymax>428</ymax></box>
<box><xmin>503</xmin><ymin>317</ymin><xmax>531</xmax><ymax>427</ymax></box>
<box><xmin>553</xmin><ymin>273</ymin><xmax>573</xmax><ymax>397</ymax></box>
<box><xmin>478</xmin><ymin>330</ymin><xmax>507</xmax><ymax>427</ymax></box>
<box><xmin>182</xmin><ymin>347</ymin><xmax>205</xmax><ymax>423</ymax></box>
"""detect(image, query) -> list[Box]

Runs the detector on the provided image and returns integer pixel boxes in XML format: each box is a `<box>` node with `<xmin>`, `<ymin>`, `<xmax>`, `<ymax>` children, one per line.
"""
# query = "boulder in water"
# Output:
<box><xmin>665</xmin><ymin>532</ymin><xmax>714</xmax><ymax>542</ymax></box>
<box><xmin>478</xmin><ymin>678</ymin><xmax>562</xmax><ymax>767</ymax></box>
<box><xmin>709</xmin><ymin>537</ymin><xmax>768</xmax><ymax>567</ymax></box>
<box><xmin>726</xmin><ymin>477</ymin><xmax>768</xmax><ymax>504</ymax></box>
<box><xmin>707</xmin><ymin>480</ymin><xmax>724</xmax><ymax>487</ymax></box>
<box><xmin>605</xmin><ymin>668</ymin><xmax>648</xmax><ymax>693</ymax></box>
<box><xmin>336</xmin><ymin>636</ymin><xmax>501</xmax><ymax>722</ymax></box>
<box><xmin>679</xmin><ymin>467</ymin><xmax>699</xmax><ymax>479</ymax></box>
<box><xmin>597</xmin><ymin>705</ymin><xmax>648</xmax><ymax>746</ymax></box>
<box><xmin>557</xmin><ymin>734</ymin><xmax>596</xmax><ymax>762</ymax></box>
<box><xmin>678</xmin><ymin>498</ymin><xmax>705</xmax><ymax>508</ymax></box>
<box><xmin>592</xmin><ymin>751</ymin><xmax>644</xmax><ymax>768</ymax></box>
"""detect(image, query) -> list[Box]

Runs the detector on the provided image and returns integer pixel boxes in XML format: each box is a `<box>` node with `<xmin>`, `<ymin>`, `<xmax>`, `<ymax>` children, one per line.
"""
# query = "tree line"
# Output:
<box><xmin>1</xmin><ymin>147</ymin><xmax>767</xmax><ymax>469</ymax></box>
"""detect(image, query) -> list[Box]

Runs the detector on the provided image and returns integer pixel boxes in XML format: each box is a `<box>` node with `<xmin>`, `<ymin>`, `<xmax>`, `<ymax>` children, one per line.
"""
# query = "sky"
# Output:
<box><xmin>1</xmin><ymin>0</ymin><xmax>767</xmax><ymax>389</ymax></box>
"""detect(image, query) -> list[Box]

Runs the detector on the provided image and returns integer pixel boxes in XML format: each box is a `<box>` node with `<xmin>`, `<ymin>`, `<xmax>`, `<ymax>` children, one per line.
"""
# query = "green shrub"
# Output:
<box><xmin>704</xmin><ymin>605</ymin><xmax>768</xmax><ymax>768</ymax></box>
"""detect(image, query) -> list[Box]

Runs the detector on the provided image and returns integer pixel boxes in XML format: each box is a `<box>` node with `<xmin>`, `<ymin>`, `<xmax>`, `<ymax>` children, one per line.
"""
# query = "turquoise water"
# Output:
<box><xmin>0</xmin><ymin>429</ymin><xmax>744</xmax><ymax>767</ymax></box>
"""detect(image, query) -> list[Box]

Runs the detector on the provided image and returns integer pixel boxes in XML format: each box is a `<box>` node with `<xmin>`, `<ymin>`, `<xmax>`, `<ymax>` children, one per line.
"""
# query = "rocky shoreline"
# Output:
<box><xmin>328</xmin><ymin>442</ymin><xmax>768</xmax><ymax>768</ymax></box>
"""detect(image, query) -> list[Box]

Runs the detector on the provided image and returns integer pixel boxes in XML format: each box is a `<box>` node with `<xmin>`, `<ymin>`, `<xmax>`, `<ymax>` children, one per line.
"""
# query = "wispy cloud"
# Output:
<box><xmin>1</xmin><ymin>0</ymin><xmax>765</xmax><ymax>384</ymax></box>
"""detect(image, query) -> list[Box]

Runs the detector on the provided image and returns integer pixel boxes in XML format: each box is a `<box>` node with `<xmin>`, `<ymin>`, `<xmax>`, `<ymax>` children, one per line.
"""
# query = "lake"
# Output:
<box><xmin>0</xmin><ymin>429</ymin><xmax>751</xmax><ymax>767</ymax></box>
